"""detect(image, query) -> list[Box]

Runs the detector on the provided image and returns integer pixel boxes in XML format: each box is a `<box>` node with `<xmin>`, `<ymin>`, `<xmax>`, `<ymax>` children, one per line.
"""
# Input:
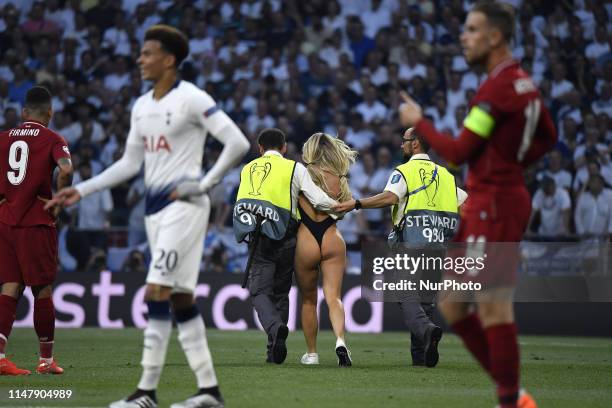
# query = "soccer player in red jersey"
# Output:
<box><xmin>0</xmin><ymin>86</ymin><xmax>73</xmax><ymax>375</ymax></box>
<box><xmin>398</xmin><ymin>3</ymin><xmax>556</xmax><ymax>408</ymax></box>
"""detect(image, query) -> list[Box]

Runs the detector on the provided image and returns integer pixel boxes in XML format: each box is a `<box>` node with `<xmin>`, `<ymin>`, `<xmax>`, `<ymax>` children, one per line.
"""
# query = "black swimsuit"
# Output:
<box><xmin>298</xmin><ymin>204</ymin><xmax>336</xmax><ymax>248</ymax></box>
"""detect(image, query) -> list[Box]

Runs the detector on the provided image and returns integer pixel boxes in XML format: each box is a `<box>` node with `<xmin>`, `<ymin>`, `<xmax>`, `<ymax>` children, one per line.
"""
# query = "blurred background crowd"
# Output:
<box><xmin>0</xmin><ymin>0</ymin><xmax>611</xmax><ymax>274</ymax></box>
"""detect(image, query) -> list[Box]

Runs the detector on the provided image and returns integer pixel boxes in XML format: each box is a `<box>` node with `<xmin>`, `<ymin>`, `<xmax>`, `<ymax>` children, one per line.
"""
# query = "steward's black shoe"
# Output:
<box><xmin>424</xmin><ymin>325</ymin><xmax>443</xmax><ymax>368</ymax></box>
<box><xmin>271</xmin><ymin>325</ymin><xmax>288</xmax><ymax>364</ymax></box>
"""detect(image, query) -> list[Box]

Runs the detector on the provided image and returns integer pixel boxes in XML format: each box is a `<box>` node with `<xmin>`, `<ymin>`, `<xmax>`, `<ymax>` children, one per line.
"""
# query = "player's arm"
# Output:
<box><xmin>399</xmin><ymin>91</ymin><xmax>487</xmax><ymax>165</ymax></box>
<box><xmin>518</xmin><ymin>103</ymin><xmax>557</xmax><ymax>166</ymax></box>
<box><xmin>43</xmin><ymin>138</ymin><xmax>74</xmax><ymax>212</ymax></box>
<box><xmin>46</xmin><ymin>115</ymin><xmax>144</xmax><ymax>209</ymax></box>
<box><xmin>334</xmin><ymin>170</ymin><xmax>403</xmax><ymax>212</ymax></box>
<box><xmin>56</xmin><ymin>157</ymin><xmax>73</xmax><ymax>191</ymax></box>
<box><xmin>173</xmin><ymin>90</ymin><xmax>250</xmax><ymax>199</ymax></box>
<box><xmin>46</xmin><ymin>144</ymin><xmax>144</xmax><ymax>209</ymax></box>
<box><xmin>338</xmin><ymin>191</ymin><xmax>399</xmax><ymax>213</ymax></box>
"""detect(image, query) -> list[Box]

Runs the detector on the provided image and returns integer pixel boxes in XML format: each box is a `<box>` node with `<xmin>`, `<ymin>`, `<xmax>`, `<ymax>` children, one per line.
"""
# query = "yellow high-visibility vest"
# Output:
<box><xmin>390</xmin><ymin>159</ymin><xmax>459</xmax><ymax>244</ymax></box>
<box><xmin>233</xmin><ymin>153</ymin><xmax>296</xmax><ymax>242</ymax></box>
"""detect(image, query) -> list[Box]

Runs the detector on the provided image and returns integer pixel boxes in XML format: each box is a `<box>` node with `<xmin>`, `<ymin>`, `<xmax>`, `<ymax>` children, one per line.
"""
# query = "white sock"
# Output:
<box><xmin>39</xmin><ymin>357</ymin><xmax>53</xmax><ymax>364</ymax></box>
<box><xmin>137</xmin><ymin>317</ymin><xmax>172</xmax><ymax>390</ymax></box>
<box><xmin>0</xmin><ymin>333</ymin><xmax>7</xmax><ymax>359</ymax></box>
<box><xmin>177</xmin><ymin>316</ymin><xmax>218</xmax><ymax>388</ymax></box>
<box><xmin>336</xmin><ymin>337</ymin><xmax>346</xmax><ymax>349</ymax></box>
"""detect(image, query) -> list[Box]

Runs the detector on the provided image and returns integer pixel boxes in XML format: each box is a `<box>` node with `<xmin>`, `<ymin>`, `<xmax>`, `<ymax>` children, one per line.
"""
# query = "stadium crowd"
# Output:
<box><xmin>0</xmin><ymin>0</ymin><xmax>611</xmax><ymax>273</ymax></box>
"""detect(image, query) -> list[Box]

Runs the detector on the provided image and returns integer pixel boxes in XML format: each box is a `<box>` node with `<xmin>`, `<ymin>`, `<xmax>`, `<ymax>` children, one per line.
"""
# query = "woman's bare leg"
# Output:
<box><xmin>321</xmin><ymin>228</ymin><xmax>347</xmax><ymax>343</ymax></box>
<box><xmin>295</xmin><ymin>227</ymin><xmax>321</xmax><ymax>354</ymax></box>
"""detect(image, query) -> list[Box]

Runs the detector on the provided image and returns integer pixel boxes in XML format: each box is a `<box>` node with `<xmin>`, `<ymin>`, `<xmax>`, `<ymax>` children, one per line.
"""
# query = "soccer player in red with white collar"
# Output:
<box><xmin>399</xmin><ymin>3</ymin><xmax>556</xmax><ymax>408</ymax></box>
<box><xmin>0</xmin><ymin>86</ymin><xmax>73</xmax><ymax>375</ymax></box>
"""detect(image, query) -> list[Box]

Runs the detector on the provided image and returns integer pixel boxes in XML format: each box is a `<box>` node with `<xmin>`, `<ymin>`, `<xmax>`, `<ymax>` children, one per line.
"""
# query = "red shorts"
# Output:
<box><xmin>456</xmin><ymin>187</ymin><xmax>531</xmax><ymax>242</ymax></box>
<box><xmin>448</xmin><ymin>204</ymin><xmax>531</xmax><ymax>288</ymax></box>
<box><xmin>0</xmin><ymin>223</ymin><xmax>58</xmax><ymax>286</ymax></box>
<box><xmin>455</xmin><ymin>213</ymin><xmax>529</xmax><ymax>242</ymax></box>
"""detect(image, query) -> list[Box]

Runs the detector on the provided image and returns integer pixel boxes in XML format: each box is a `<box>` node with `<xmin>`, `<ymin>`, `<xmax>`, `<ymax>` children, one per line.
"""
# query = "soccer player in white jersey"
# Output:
<box><xmin>47</xmin><ymin>25</ymin><xmax>249</xmax><ymax>408</ymax></box>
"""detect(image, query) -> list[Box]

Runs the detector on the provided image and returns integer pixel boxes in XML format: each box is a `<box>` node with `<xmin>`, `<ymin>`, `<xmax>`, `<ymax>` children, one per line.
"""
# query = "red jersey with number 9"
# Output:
<box><xmin>0</xmin><ymin>120</ymin><xmax>71</xmax><ymax>227</ymax></box>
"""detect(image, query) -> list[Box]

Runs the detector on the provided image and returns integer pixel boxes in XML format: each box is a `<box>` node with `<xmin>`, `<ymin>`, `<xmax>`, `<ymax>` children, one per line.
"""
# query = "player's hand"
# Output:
<box><xmin>43</xmin><ymin>187</ymin><xmax>81</xmax><ymax>210</ymax></box>
<box><xmin>38</xmin><ymin>195</ymin><xmax>62</xmax><ymax>219</ymax></box>
<box><xmin>398</xmin><ymin>91</ymin><xmax>423</xmax><ymax>127</ymax></box>
<box><xmin>170</xmin><ymin>180</ymin><xmax>204</xmax><ymax>200</ymax></box>
<box><xmin>333</xmin><ymin>199</ymin><xmax>356</xmax><ymax>213</ymax></box>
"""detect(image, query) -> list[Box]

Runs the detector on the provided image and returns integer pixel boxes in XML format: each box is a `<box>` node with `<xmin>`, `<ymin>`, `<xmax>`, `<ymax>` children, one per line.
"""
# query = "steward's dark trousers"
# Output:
<box><xmin>247</xmin><ymin>235</ymin><xmax>295</xmax><ymax>349</ymax></box>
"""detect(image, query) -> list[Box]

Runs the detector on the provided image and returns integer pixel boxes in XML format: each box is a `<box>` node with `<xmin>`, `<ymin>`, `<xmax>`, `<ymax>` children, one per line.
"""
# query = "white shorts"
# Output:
<box><xmin>144</xmin><ymin>198</ymin><xmax>210</xmax><ymax>293</ymax></box>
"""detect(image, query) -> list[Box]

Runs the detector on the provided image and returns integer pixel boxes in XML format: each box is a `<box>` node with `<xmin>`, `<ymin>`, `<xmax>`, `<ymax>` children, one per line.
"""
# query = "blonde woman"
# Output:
<box><xmin>296</xmin><ymin>133</ymin><xmax>357</xmax><ymax>366</ymax></box>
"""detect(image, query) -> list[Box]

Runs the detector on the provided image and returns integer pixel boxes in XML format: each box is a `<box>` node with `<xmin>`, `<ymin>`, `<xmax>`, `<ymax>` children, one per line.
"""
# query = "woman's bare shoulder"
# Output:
<box><xmin>322</xmin><ymin>170</ymin><xmax>341</xmax><ymax>199</ymax></box>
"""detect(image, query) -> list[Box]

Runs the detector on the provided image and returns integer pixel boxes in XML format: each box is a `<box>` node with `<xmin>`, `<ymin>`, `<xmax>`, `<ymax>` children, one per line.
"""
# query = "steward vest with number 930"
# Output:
<box><xmin>390</xmin><ymin>159</ymin><xmax>459</xmax><ymax>244</ymax></box>
<box><xmin>233</xmin><ymin>154</ymin><xmax>296</xmax><ymax>242</ymax></box>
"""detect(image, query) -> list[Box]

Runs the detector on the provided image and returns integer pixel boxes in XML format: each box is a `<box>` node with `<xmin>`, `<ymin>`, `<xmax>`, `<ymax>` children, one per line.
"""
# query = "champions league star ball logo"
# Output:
<box><xmin>419</xmin><ymin>168</ymin><xmax>439</xmax><ymax>207</ymax></box>
<box><xmin>248</xmin><ymin>162</ymin><xmax>271</xmax><ymax>196</ymax></box>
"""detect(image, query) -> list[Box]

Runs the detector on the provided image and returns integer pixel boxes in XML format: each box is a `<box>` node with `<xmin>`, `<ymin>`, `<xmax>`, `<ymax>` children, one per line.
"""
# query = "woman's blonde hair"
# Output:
<box><xmin>302</xmin><ymin>133</ymin><xmax>358</xmax><ymax>202</ymax></box>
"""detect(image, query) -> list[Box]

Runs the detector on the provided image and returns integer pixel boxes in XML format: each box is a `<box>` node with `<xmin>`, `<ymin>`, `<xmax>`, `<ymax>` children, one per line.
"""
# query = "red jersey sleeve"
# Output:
<box><xmin>414</xmin><ymin>119</ymin><xmax>486</xmax><ymax>165</ymax></box>
<box><xmin>520</xmin><ymin>104</ymin><xmax>557</xmax><ymax>166</ymax></box>
<box><xmin>51</xmin><ymin>134</ymin><xmax>71</xmax><ymax>163</ymax></box>
<box><xmin>414</xmin><ymin>77</ymin><xmax>505</xmax><ymax>165</ymax></box>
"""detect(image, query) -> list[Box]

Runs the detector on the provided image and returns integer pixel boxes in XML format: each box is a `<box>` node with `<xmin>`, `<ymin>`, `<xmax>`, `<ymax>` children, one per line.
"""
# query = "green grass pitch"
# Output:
<box><xmin>1</xmin><ymin>328</ymin><xmax>611</xmax><ymax>407</ymax></box>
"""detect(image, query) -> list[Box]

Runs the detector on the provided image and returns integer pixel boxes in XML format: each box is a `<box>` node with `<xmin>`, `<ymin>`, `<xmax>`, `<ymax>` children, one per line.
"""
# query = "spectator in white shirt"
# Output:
<box><xmin>550</xmin><ymin>63</ymin><xmax>575</xmax><ymax>100</ymax></box>
<box><xmin>547</xmin><ymin>5</ymin><xmax>570</xmax><ymax>40</ymax></box>
<box><xmin>246</xmin><ymin>99</ymin><xmax>275</xmax><ymax>133</ymax></box>
<box><xmin>446</xmin><ymin>71</ymin><xmax>465</xmax><ymax>113</ymax></box>
<box><xmin>196</xmin><ymin>56</ymin><xmax>224</xmax><ymax>89</ymax></box>
<box><xmin>370</xmin><ymin>146</ymin><xmax>394</xmax><ymax>193</ymax></box>
<box><xmin>574</xmin><ymin>158</ymin><xmax>612</xmax><ymax>194</ymax></box>
<box><xmin>188</xmin><ymin>21</ymin><xmax>214</xmax><ymax>59</ymax></box>
<box><xmin>262</xmin><ymin>48</ymin><xmax>289</xmax><ymax>82</ymax></box>
<box><xmin>103</xmin><ymin>56</ymin><xmax>130</xmax><ymax>92</ymax></box>
<box><xmin>575</xmin><ymin>174</ymin><xmax>612</xmax><ymax>240</ymax></box>
<box><xmin>355</xmin><ymin>84</ymin><xmax>388</xmax><ymax>124</ymax></box>
<box><xmin>45</xmin><ymin>0</ymin><xmax>75</xmax><ymax>34</ymax></box>
<box><xmin>302</xmin><ymin>14</ymin><xmax>333</xmax><ymax>54</ymax></box>
<box><xmin>530</xmin><ymin>177</ymin><xmax>571</xmax><ymax>237</ymax></box>
<box><xmin>240</xmin><ymin>0</ymin><xmax>265</xmax><ymax>20</ymax></box>
<box><xmin>537</xmin><ymin>149</ymin><xmax>572</xmax><ymax>190</ymax></box>
<box><xmin>585</xmin><ymin>25</ymin><xmax>610</xmax><ymax>61</ymax></box>
<box><xmin>448</xmin><ymin>105</ymin><xmax>467</xmax><ymax>136</ymax></box>
<box><xmin>573</xmin><ymin>127</ymin><xmax>609</xmax><ymax>168</ymax></box>
<box><xmin>574</xmin><ymin>2</ymin><xmax>596</xmax><ymax>40</ymax></box>
<box><xmin>406</xmin><ymin>4</ymin><xmax>434</xmax><ymax>43</ymax></box>
<box><xmin>322</xmin><ymin>0</ymin><xmax>344</xmax><ymax>34</ymax></box>
<box><xmin>345</xmin><ymin>112</ymin><xmax>375</xmax><ymax>151</ymax></box>
<box><xmin>361</xmin><ymin>49</ymin><xmax>388</xmax><ymax>87</ymax></box>
<box><xmin>424</xmin><ymin>91</ymin><xmax>453</xmax><ymax>131</ymax></box>
<box><xmin>50</xmin><ymin>109</ymin><xmax>79</xmax><ymax>145</ymax></box>
<box><xmin>460</xmin><ymin>64</ymin><xmax>486</xmax><ymax>91</ymax></box>
<box><xmin>362</xmin><ymin>0</ymin><xmax>392</xmax><ymax>39</ymax></box>
<box><xmin>398</xmin><ymin>46</ymin><xmax>427</xmax><ymax>81</ymax></box>
<box><xmin>74</xmin><ymin>162</ymin><xmax>114</xmax><ymax>230</ymax></box>
<box><xmin>591</xmin><ymin>83</ymin><xmax>612</xmax><ymax>117</ymax></box>
<box><xmin>350</xmin><ymin>151</ymin><xmax>385</xmax><ymax>229</ymax></box>
<box><xmin>218</xmin><ymin>28</ymin><xmax>249</xmax><ymax>65</ymax></box>
<box><xmin>320</xmin><ymin>34</ymin><xmax>352</xmax><ymax>70</ymax></box>
<box><xmin>102</xmin><ymin>12</ymin><xmax>131</xmax><ymax>56</ymax></box>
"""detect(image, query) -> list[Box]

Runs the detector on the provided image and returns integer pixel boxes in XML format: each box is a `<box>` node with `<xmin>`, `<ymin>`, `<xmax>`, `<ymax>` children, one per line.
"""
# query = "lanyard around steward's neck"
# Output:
<box><xmin>407</xmin><ymin>165</ymin><xmax>438</xmax><ymax>196</ymax></box>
